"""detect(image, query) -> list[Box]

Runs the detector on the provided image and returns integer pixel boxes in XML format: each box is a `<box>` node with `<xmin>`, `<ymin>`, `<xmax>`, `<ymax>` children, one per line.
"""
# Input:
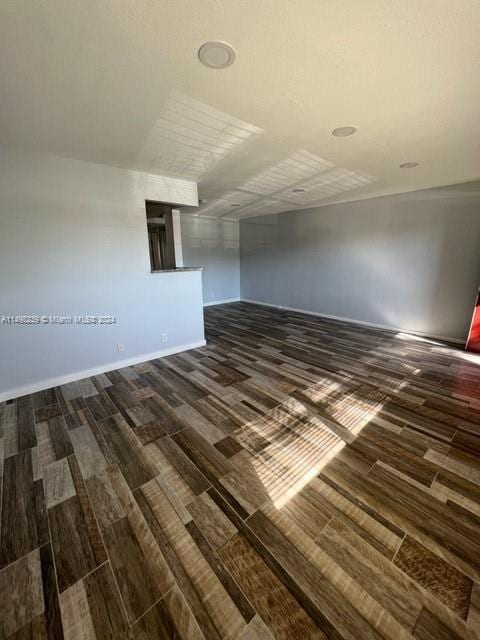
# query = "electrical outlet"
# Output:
<box><xmin>116</xmin><ymin>343</ymin><xmax>124</xmax><ymax>352</ymax></box>
<box><xmin>161</xmin><ymin>333</ymin><xmax>168</xmax><ymax>343</ymax></box>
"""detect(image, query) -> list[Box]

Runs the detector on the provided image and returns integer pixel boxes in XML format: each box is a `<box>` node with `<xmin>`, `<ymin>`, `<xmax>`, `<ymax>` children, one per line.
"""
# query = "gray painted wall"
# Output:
<box><xmin>240</xmin><ymin>182</ymin><xmax>480</xmax><ymax>341</ymax></box>
<box><xmin>181</xmin><ymin>215</ymin><xmax>240</xmax><ymax>304</ymax></box>
<box><xmin>0</xmin><ymin>146</ymin><xmax>205</xmax><ymax>399</ymax></box>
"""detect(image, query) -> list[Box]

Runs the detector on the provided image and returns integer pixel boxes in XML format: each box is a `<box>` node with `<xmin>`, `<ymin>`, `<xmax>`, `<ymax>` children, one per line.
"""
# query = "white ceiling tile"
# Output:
<box><xmin>139</xmin><ymin>93</ymin><xmax>263</xmax><ymax>181</ymax></box>
<box><xmin>240</xmin><ymin>150</ymin><xmax>333</xmax><ymax>195</ymax></box>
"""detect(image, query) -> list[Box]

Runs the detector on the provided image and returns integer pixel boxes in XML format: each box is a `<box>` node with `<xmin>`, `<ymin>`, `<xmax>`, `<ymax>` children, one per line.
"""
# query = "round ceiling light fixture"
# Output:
<box><xmin>399</xmin><ymin>162</ymin><xmax>419</xmax><ymax>169</ymax></box>
<box><xmin>198</xmin><ymin>41</ymin><xmax>236</xmax><ymax>69</ymax></box>
<box><xmin>332</xmin><ymin>125</ymin><xmax>357</xmax><ymax>137</ymax></box>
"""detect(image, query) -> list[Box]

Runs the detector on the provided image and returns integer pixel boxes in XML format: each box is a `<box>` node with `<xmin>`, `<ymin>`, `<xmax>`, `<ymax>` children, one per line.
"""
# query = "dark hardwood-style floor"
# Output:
<box><xmin>1</xmin><ymin>301</ymin><xmax>480</xmax><ymax>639</ymax></box>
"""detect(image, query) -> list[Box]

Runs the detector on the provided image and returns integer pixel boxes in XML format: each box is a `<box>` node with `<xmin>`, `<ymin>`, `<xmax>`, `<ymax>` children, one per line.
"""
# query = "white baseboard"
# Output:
<box><xmin>240</xmin><ymin>298</ymin><xmax>465</xmax><ymax>345</ymax></box>
<box><xmin>0</xmin><ymin>339</ymin><xmax>207</xmax><ymax>403</ymax></box>
<box><xmin>203</xmin><ymin>298</ymin><xmax>240</xmax><ymax>307</ymax></box>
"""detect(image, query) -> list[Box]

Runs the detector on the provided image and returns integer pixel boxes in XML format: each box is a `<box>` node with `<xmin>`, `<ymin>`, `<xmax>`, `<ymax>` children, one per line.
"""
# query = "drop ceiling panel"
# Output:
<box><xmin>240</xmin><ymin>150</ymin><xmax>333</xmax><ymax>195</ymax></box>
<box><xmin>196</xmin><ymin>189</ymin><xmax>259</xmax><ymax>217</ymax></box>
<box><xmin>139</xmin><ymin>93</ymin><xmax>262</xmax><ymax>181</ymax></box>
<box><xmin>278</xmin><ymin>168</ymin><xmax>374</xmax><ymax>206</ymax></box>
<box><xmin>226</xmin><ymin>198</ymin><xmax>293</xmax><ymax>219</ymax></box>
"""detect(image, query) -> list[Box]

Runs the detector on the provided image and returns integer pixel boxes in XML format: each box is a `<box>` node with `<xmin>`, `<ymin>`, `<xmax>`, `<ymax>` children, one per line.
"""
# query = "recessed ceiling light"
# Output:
<box><xmin>198</xmin><ymin>41</ymin><xmax>236</xmax><ymax>69</ymax></box>
<box><xmin>399</xmin><ymin>162</ymin><xmax>419</xmax><ymax>169</ymax></box>
<box><xmin>332</xmin><ymin>126</ymin><xmax>357</xmax><ymax>137</ymax></box>
<box><xmin>292</xmin><ymin>188</ymin><xmax>305</xmax><ymax>193</ymax></box>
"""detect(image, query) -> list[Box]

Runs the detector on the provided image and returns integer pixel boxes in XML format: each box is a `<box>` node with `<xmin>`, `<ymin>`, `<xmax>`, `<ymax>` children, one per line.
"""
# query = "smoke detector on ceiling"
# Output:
<box><xmin>198</xmin><ymin>41</ymin><xmax>236</xmax><ymax>69</ymax></box>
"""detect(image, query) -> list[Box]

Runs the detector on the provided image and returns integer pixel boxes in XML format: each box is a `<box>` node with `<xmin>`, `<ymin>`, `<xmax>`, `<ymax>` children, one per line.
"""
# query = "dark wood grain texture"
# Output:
<box><xmin>1</xmin><ymin>301</ymin><xmax>479</xmax><ymax>639</ymax></box>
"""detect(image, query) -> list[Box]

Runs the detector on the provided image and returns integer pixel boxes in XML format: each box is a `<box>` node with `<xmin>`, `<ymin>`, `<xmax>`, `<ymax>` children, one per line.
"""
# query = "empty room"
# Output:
<box><xmin>1</xmin><ymin>1</ymin><xmax>480</xmax><ymax>639</ymax></box>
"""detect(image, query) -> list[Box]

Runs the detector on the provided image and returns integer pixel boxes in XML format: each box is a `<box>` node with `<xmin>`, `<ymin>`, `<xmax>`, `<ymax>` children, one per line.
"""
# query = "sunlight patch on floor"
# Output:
<box><xmin>395</xmin><ymin>332</ymin><xmax>444</xmax><ymax>346</ymax></box>
<box><xmin>250</xmin><ymin>418</ymin><xmax>346</xmax><ymax>509</ymax></box>
<box><xmin>236</xmin><ymin>380</ymin><xmax>386</xmax><ymax>510</ymax></box>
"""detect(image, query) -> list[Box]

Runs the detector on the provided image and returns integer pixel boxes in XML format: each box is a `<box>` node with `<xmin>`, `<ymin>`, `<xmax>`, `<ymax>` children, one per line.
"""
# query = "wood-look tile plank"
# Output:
<box><xmin>132</xmin><ymin>585</ymin><xmax>206</xmax><ymax>640</ymax></box>
<box><xmin>68</xmin><ymin>423</ymin><xmax>108</xmax><ymax>480</ymax></box>
<box><xmin>413</xmin><ymin>607</ymin><xmax>465</xmax><ymax>640</ymax></box>
<box><xmin>143</xmin><ymin>441</ymin><xmax>200</xmax><ymax>507</ymax></box>
<box><xmin>424</xmin><ymin>449</ymin><xmax>480</xmax><ymax>486</ymax></box>
<box><xmin>186</xmin><ymin>520</ymin><xmax>255</xmax><ymax>624</ymax></box>
<box><xmin>102</xmin><ymin>466</ymin><xmax>174</xmax><ymax>624</ymax></box>
<box><xmin>135</xmin><ymin>487</ymin><xmax>222</xmax><ymax>640</ymax></box>
<box><xmin>32</xmin><ymin>388</ymin><xmax>57</xmax><ymax>410</ymax></box>
<box><xmin>316</xmin><ymin>519</ymin><xmax>421</xmax><ymax>630</ymax></box>
<box><xmin>306</xmin><ymin>475</ymin><xmax>403</xmax><ymax>559</ymax></box>
<box><xmin>141</xmin><ymin>395</ymin><xmax>187</xmax><ymax>435</ymax></box>
<box><xmin>187</xmin><ymin>491</ymin><xmax>238</xmax><ymax>549</ymax></box>
<box><xmin>85</xmin><ymin>393</ymin><xmax>118</xmax><ymax>422</ymax></box>
<box><xmin>175</xmin><ymin>401</ymin><xmax>226</xmax><ymax>443</ymax></box>
<box><xmin>172</xmin><ymin>427</ymin><xmax>234</xmax><ymax>481</ymax></box>
<box><xmin>60</xmin><ymin>576</ymin><xmax>96</xmax><ymax>639</ymax></box>
<box><xmin>68</xmin><ymin>456</ymin><xmax>107</xmax><ymax>567</ymax></box>
<box><xmin>214</xmin><ymin>435</ymin><xmax>244</xmax><ymax>459</ymax></box>
<box><xmin>153</xmin><ymin>360</ymin><xmax>207</xmax><ymax>404</ymax></box>
<box><xmin>47</xmin><ymin>416</ymin><xmax>74</xmax><ymax>460</ymax></box>
<box><xmin>262</xmin><ymin>499</ymin><xmax>418</xmax><ymax>640</ymax></box>
<box><xmin>83</xmin><ymin>563</ymin><xmax>133</xmax><ymax>639</ymax></box>
<box><xmin>394</xmin><ymin>535</ymin><xmax>473</xmax><ymax>619</ymax></box>
<box><xmin>131</xmin><ymin>596</ymin><xmax>181</xmax><ymax>640</ymax></box>
<box><xmin>467</xmin><ymin>583</ymin><xmax>480</xmax><ymax>631</ymax></box>
<box><xmin>17</xmin><ymin>396</ymin><xmax>36</xmax><ymax>452</ymax></box>
<box><xmin>92</xmin><ymin>414</ymin><xmax>157</xmax><ymax>490</ymax></box>
<box><xmin>105</xmin><ymin>383</ymin><xmax>138</xmax><ymax>412</ymax></box>
<box><xmin>134</xmin><ymin>421</ymin><xmax>165</xmax><ymax>445</ymax></box>
<box><xmin>39</xmin><ymin>543</ymin><xmax>64</xmax><ymax>640</ymax></box>
<box><xmin>137</xmin><ymin>487</ymin><xmax>220</xmax><ymax>639</ymax></box>
<box><xmin>0</xmin><ymin>549</ymin><xmax>45</xmax><ymax>639</ymax></box>
<box><xmin>139</xmin><ymin>477</ymin><xmax>246</xmax><ymax>640</ymax></box>
<box><xmin>238</xmin><ymin>615</ymin><xmax>275</xmax><ymax>640</ymax></box>
<box><xmin>102</xmin><ymin>518</ymin><xmax>167</xmax><ymax>625</ymax></box>
<box><xmin>43</xmin><ymin>457</ymin><xmax>76</xmax><ymax>509</ymax></box>
<box><xmin>60</xmin><ymin>380</ymin><xmax>97</xmax><ymax>402</ymax></box>
<box><xmin>155</xmin><ymin>435</ymin><xmax>210</xmax><ymax>497</ymax></box>
<box><xmin>0</xmin><ymin>449</ymin><xmax>48</xmax><ymax>567</ymax></box>
<box><xmin>5</xmin><ymin>614</ymin><xmax>48</xmax><ymax>639</ymax></box>
<box><xmin>247</xmin><ymin>509</ymin><xmax>385</xmax><ymax>640</ymax></box>
<box><xmin>124</xmin><ymin>404</ymin><xmax>155</xmax><ymax>428</ymax></box>
<box><xmin>324</xmin><ymin>457</ymin><xmax>480</xmax><ymax>581</ymax></box>
<box><xmin>219</xmin><ymin>533</ymin><xmax>326</xmax><ymax>640</ymax></box>
<box><xmin>34</xmin><ymin>403</ymin><xmax>63</xmax><ymax>424</ymax></box>
<box><xmin>48</xmin><ymin>492</ymin><xmax>102</xmax><ymax>592</ymax></box>
<box><xmin>218</xmin><ymin>452</ymin><xmax>274</xmax><ymax>516</ymax></box>
<box><xmin>34</xmin><ymin>421</ymin><xmax>57</xmax><ymax>480</ymax></box>
<box><xmin>86</xmin><ymin>467</ymin><xmax>126</xmax><ymax>531</ymax></box>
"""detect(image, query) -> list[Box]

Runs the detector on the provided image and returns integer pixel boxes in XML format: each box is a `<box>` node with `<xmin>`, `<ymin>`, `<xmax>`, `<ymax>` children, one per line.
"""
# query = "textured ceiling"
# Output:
<box><xmin>0</xmin><ymin>0</ymin><xmax>479</xmax><ymax>219</ymax></box>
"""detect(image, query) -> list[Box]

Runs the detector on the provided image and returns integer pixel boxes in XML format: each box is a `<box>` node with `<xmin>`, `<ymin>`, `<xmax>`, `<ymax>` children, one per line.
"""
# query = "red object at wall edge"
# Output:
<box><xmin>466</xmin><ymin>289</ymin><xmax>480</xmax><ymax>353</ymax></box>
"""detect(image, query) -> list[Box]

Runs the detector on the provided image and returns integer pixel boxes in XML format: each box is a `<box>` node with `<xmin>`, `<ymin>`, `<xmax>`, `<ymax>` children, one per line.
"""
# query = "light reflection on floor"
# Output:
<box><xmin>235</xmin><ymin>379</ymin><xmax>388</xmax><ymax>510</ymax></box>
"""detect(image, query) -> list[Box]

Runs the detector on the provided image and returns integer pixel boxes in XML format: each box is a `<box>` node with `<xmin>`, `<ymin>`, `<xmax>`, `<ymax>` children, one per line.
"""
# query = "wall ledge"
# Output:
<box><xmin>0</xmin><ymin>339</ymin><xmax>207</xmax><ymax>403</ymax></box>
